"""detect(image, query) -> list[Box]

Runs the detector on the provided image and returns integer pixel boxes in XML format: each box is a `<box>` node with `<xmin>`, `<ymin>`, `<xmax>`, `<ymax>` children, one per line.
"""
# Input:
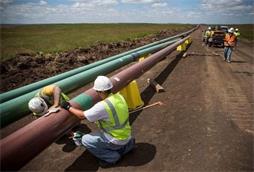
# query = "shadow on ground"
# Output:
<box><xmin>65</xmin><ymin>142</ymin><xmax>156</xmax><ymax>171</ymax></box>
<box><xmin>55</xmin><ymin>124</ymin><xmax>91</xmax><ymax>152</ymax></box>
<box><xmin>130</xmin><ymin>48</ymin><xmax>188</xmax><ymax>125</ymax></box>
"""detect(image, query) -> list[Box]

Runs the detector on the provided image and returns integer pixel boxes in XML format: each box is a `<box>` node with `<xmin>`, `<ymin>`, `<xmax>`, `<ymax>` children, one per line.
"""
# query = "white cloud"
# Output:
<box><xmin>0</xmin><ymin>0</ymin><xmax>12</xmax><ymax>10</ymax></box>
<box><xmin>151</xmin><ymin>2</ymin><xmax>167</xmax><ymax>8</ymax></box>
<box><xmin>71</xmin><ymin>0</ymin><xmax>118</xmax><ymax>10</ymax></box>
<box><xmin>0</xmin><ymin>0</ymin><xmax>253</xmax><ymax>24</ymax></box>
<box><xmin>201</xmin><ymin>0</ymin><xmax>251</xmax><ymax>11</ymax></box>
<box><xmin>72</xmin><ymin>0</ymin><xmax>118</xmax><ymax>6</ymax></box>
<box><xmin>0</xmin><ymin>0</ymin><xmax>13</xmax><ymax>4</ymax></box>
<box><xmin>121</xmin><ymin>0</ymin><xmax>159</xmax><ymax>4</ymax></box>
<box><xmin>200</xmin><ymin>0</ymin><xmax>254</xmax><ymax>20</ymax></box>
<box><xmin>39</xmin><ymin>0</ymin><xmax>47</xmax><ymax>6</ymax></box>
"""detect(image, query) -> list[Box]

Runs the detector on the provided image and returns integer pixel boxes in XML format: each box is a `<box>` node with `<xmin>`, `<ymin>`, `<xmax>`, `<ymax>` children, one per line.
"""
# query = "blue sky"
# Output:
<box><xmin>0</xmin><ymin>0</ymin><xmax>253</xmax><ymax>24</ymax></box>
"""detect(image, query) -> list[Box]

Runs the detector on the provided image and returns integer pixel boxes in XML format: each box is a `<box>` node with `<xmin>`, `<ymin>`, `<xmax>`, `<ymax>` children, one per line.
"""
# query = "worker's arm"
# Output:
<box><xmin>52</xmin><ymin>86</ymin><xmax>61</xmax><ymax>107</ymax></box>
<box><xmin>69</xmin><ymin>107</ymin><xmax>85</xmax><ymax>120</ymax></box>
<box><xmin>61</xmin><ymin>101</ymin><xmax>85</xmax><ymax>120</ymax></box>
<box><xmin>61</xmin><ymin>101</ymin><xmax>108</xmax><ymax>122</ymax></box>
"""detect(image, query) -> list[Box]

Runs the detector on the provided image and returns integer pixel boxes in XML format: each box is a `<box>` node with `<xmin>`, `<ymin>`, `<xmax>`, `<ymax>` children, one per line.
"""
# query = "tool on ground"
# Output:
<box><xmin>147</xmin><ymin>78</ymin><xmax>165</xmax><ymax>93</ymax></box>
<box><xmin>44</xmin><ymin>107</ymin><xmax>60</xmax><ymax>117</ymax></box>
<box><xmin>129</xmin><ymin>101</ymin><xmax>164</xmax><ymax>114</ymax></box>
<box><xmin>182</xmin><ymin>52</ymin><xmax>188</xmax><ymax>58</ymax></box>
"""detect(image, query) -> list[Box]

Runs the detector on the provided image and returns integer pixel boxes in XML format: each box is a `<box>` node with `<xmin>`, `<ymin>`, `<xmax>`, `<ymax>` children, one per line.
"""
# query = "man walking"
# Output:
<box><xmin>224</xmin><ymin>28</ymin><xmax>237</xmax><ymax>63</ymax></box>
<box><xmin>61</xmin><ymin>76</ymin><xmax>135</xmax><ymax>167</ymax></box>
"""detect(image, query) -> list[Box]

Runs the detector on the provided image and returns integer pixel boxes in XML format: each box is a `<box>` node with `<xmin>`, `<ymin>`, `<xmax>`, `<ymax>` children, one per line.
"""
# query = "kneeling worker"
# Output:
<box><xmin>28</xmin><ymin>85</ymin><xmax>69</xmax><ymax>116</ymax></box>
<box><xmin>61</xmin><ymin>76</ymin><xmax>135</xmax><ymax>167</ymax></box>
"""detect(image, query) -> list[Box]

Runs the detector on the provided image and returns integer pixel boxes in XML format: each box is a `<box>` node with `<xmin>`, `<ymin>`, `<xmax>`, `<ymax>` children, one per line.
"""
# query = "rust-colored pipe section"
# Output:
<box><xmin>0</xmin><ymin>36</ymin><xmax>190</xmax><ymax>170</ymax></box>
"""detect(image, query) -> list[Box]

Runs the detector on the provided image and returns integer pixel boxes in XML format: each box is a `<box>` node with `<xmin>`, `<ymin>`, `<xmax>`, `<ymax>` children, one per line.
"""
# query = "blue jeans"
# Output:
<box><xmin>79</xmin><ymin>131</ymin><xmax>135</xmax><ymax>163</ymax></box>
<box><xmin>224</xmin><ymin>46</ymin><xmax>233</xmax><ymax>61</ymax></box>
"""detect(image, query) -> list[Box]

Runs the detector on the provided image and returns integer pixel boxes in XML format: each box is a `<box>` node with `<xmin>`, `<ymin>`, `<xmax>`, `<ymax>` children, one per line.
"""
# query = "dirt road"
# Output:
<box><xmin>4</xmin><ymin>27</ymin><xmax>254</xmax><ymax>171</ymax></box>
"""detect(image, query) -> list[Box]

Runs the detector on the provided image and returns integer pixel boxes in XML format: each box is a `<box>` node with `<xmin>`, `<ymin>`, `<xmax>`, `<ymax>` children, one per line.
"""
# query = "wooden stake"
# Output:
<box><xmin>147</xmin><ymin>78</ymin><xmax>165</xmax><ymax>93</ymax></box>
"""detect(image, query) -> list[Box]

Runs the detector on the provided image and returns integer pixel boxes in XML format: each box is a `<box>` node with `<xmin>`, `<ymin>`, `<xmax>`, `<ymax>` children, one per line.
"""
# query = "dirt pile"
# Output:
<box><xmin>0</xmin><ymin>29</ymin><xmax>182</xmax><ymax>92</ymax></box>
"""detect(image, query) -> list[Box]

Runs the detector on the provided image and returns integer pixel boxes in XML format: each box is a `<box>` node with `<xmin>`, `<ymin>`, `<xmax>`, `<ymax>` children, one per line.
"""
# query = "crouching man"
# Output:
<box><xmin>61</xmin><ymin>76</ymin><xmax>135</xmax><ymax>167</ymax></box>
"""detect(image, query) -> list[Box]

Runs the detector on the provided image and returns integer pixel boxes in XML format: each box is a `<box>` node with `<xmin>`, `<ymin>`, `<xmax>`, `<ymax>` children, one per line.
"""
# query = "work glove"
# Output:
<box><xmin>61</xmin><ymin>101</ymin><xmax>71</xmax><ymax>110</ymax></box>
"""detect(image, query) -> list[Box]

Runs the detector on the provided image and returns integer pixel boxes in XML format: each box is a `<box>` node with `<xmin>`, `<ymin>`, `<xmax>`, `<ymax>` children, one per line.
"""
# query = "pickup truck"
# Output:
<box><xmin>207</xmin><ymin>30</ymin><xmax>225</xmax><ymax>47</ymax></box>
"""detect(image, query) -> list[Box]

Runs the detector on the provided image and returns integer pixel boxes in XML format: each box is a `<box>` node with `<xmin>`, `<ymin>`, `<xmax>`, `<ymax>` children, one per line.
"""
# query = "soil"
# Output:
<box><xmin>1</xmin><ymin>27</ymin><xmax>253</xmax><ymax>171</ymax></box>
<box><xmin>0</xmin><ymin>29</ymin><xmax>182</xmax><ymax>92</ymax></box>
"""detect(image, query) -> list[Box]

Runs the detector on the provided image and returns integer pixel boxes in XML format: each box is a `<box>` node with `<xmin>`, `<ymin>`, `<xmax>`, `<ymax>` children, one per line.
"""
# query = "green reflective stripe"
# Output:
<box><xmin>105</xmin><ymin>99</ymin><xmax>120</xmax><ymax>127</ymax></box>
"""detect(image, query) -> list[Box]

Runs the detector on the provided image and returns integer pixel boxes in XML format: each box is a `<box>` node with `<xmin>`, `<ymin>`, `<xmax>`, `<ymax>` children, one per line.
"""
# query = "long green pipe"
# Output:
<box><xmin>0</xmin><ymin>27</ymin><xmax>196</xmax><ymax>103</ymax></box>
<box><xmin>0</xmin><ymin>39</ymin><xmax>179</xmax><ymax>128</ymax></box>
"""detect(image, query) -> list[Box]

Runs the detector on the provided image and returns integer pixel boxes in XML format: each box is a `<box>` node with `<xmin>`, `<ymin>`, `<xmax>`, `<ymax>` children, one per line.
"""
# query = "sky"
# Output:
<box><xmin>0</xmin><ymin>0</ymin><xmax>253</xmax><ymax>24</ymax></box>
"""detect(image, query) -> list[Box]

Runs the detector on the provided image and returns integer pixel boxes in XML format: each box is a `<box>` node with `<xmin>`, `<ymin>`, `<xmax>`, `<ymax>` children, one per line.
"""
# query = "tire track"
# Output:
<box><xmin>204</xmin><ymin>46</ymin><xmax>254</xmax><ymax>135</ymax></box>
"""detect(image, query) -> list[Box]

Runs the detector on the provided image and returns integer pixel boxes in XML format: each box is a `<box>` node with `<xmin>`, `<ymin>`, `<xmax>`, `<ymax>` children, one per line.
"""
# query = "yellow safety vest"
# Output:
<box><xmin>234</xmin><ymin>32</ymin><xmax>240</xmax><ymax>37</ymax></box>
<box><xmin>205</xmin><ymin>30</ymin><xmax>211</xmax><ymax>37</ymax></box>
<box><xmin>36</xmin><ymin>91</ymin><xmax>69</xmax><ymax>106</ymax></box>
<box><xmin>98</xmin><ymin>93</ymin><xmax>131</xmax><ymax>140</ymax></box>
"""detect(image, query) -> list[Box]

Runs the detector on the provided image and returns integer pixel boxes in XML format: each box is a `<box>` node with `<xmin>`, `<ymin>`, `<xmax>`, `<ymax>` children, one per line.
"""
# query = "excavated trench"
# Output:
<box><xmin>0</xmin><ymin>28</ymin><xmax>189</xmax><ymax>92</ymax></box>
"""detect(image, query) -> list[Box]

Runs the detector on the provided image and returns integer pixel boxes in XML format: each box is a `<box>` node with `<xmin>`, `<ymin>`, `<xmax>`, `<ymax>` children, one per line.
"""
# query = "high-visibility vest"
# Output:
<box><xmin>224</xmin><ymin>33</ymin><xmax>236</xmax><ymax>47</ymax></box>
<box><xmin>98</xmin><ymin>93</ymin><xmax>131</xmax><ymax>140</ymax></box>
<box><xmin>205</xmin><ymin>30</ymin><xmax>211</xmax><ymax>37</ymax></box>
<box><xmin>234</xmin><ymin>32</ymin><xmax>240</xmax><ymax>37</ymax></box>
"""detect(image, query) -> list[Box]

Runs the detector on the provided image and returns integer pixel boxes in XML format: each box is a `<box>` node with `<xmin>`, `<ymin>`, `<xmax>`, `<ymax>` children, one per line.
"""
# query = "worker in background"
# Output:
<box><xmin>61</xmin><ymin>76</ymin><xmax>135</xmax><ymax>167</ymax></box>
<box><xmin>204</xmin><ymin>26</ymin><xmax>212</xmax><ymax>46</ymax></box>
<box><xmin>224</xmin><ymin>28</ymin><xmax>237</xmax><ymax>63</ymax></box>
<box><xmin>28</xmin><ymin>85</ymin><xmax>69</xmax><ymax>116</ymax></box>
<box><xmin>234</xmin><ymin>28</ymin><xmax>240</xmax><ymax>37</ymax></box>
<box><xmin>234</xmin><ymin>28</ymin><xmax>240</xmax><ymax>48</ymax></box>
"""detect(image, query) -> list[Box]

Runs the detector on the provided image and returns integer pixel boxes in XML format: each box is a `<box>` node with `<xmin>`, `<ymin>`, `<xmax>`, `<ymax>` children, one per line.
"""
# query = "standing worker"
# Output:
<box><xmin>234</xmin><ymin>28</ymin><xmax>240</xmax><ymax>37</ymax></box>
<box><xmin>61</xmin><ymin>76</ymin><xmax>135</xmax><ymax>167</ymax></box>
<box><xmin>28</xmin><ymin>85</ymin><xmax>69</xmax><ymax>116</ymax></box>
<box><xmin>204</xmin><ymin>26</ymin><xmax>212</xmax><ymax>46</ymax></box>
<box><xmin>234</xmin><ymin>28</ymin><xmax>240</xmax><ymax>48</ymax></box>
<box><xmin>224</xmin><ymin>28</ymin><xmax>237</xmax><ymax>63</ymax></box>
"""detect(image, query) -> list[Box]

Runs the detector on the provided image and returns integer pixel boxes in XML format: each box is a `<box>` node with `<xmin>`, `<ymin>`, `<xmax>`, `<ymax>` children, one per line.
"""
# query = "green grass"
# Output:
<box><xmin>0</xmin><ymin>23</ymin><xmax>193</xmax><ymax>61</ymax></box>
<box><xmin>229</xmin><ymin>24</ymin><xmax>254</xmax><ymax>41</ymax></box>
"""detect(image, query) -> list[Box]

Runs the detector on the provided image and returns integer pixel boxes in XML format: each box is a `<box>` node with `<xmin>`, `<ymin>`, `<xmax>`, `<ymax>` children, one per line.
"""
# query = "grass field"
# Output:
<box><xmin>0</xmin><ymin>24</ymin><xmax>193</xmax><ymax>61</ymax></box>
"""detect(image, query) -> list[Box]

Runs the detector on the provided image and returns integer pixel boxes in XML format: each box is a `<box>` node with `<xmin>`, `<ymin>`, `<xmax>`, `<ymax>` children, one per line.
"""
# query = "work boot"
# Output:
<box><xmin>71</xmin><ymin>131</ymin><xmax>84</xmax><ymax>146</ymax></box>
<box><xmin>99</xmin><ymin>160</ymin><xmax>115</xmax><ymax>168</ymax></box>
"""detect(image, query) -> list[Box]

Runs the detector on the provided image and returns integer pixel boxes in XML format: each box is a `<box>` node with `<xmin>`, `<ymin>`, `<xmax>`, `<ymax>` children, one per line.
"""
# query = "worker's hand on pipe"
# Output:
<box><xmin>61</xmin><ymin>101</ymin><xmax>71</xmax><ymax>110</ymax></box>
<box><xmin>44</xmin><ymin>107</ymin><xmax>60</xmax><ymax>117</ymax></box>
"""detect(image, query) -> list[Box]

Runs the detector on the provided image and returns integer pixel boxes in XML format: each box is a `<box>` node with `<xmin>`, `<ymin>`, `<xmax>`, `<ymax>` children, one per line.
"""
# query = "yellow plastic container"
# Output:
<box><xmin>120</xmin><ymin>80</ymin><xmax>144</xmax><ymax>110</ymax></box>
<box><xmin>176</xmin><ymin>43</ymin><xmax>186</xmax><ymax>52</ymax></box>
<box><xmin>138</xmin><ymin>57</ymin><xmax>145</xmax><ymax>62</ymax></box>
<box><xmin>185</xmin><ymin>39</ymin><xmax>190</xmax><ymax>45</ymax></box>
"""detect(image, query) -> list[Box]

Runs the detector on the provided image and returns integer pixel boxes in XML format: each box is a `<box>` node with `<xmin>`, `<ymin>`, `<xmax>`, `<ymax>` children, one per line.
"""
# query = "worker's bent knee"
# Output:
<box><xmin>81</xmin><ymin>134</ymin><xmax>99</xmax><ymax>148</ymax></box>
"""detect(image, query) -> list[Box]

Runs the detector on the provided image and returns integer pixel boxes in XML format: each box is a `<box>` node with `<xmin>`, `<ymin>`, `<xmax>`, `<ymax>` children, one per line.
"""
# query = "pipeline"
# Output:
<box><xmin>0</xmin><ymin>26</ymin><xmax>197</xmax><ymax>103</ymax></box>
<box><xmin>0</xmin><ymin>39</ymin><xmax>179</xmax><ymax>128</ymax></box>
<box><xmin>0</xmin><ymin>36</ymin><xmax>191</xmax><ymax>171</ymax></box>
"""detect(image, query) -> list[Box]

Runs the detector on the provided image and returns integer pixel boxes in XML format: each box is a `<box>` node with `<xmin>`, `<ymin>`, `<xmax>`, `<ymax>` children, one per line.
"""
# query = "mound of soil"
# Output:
<box><xmin>0</xmin><ymin>29</ymin><xmax>186</xmax><ymax>92</ymax></box>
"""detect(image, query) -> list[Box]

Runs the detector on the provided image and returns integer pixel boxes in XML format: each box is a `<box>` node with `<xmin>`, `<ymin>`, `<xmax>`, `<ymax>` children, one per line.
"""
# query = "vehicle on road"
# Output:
<box><xmin>220</xmin><ymin>26</ymin><xmax>229</xmax><ymax>33</ymax></box>
<box><xmin>205</xmin><ymin>26</ymin><xmax>226</xmax><ymax>47</ymax></box>
<box><xmin>207</xmin><ymin>30</ymin><xmax>225</xmax><ymax>47</ymax></box>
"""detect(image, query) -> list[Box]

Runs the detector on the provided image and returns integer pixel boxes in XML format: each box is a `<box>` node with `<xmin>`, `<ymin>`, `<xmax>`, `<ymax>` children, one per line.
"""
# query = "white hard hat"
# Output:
<box><xmin>235</xmin><ymin>28</ymin><xmax>239</xmax><ymax>31</ymax></box>
<box><xmin>228</xmin><ymin>27</ymin><xmax>234</xmax><ymax>33</ymax></box>
<box><xmin>28</xmin><ymin>97</ymin><xmax>48</xmax><ymax>116</ymax></box>
<box><xmin>208</xmin><ymin>27</ymin><xmax>211</xmax><ymax>30</ymax></box>
<box><xmin>93</xmin><ymin>76</ymin><xmax>113</xmax><ymax>91</ymax></box>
